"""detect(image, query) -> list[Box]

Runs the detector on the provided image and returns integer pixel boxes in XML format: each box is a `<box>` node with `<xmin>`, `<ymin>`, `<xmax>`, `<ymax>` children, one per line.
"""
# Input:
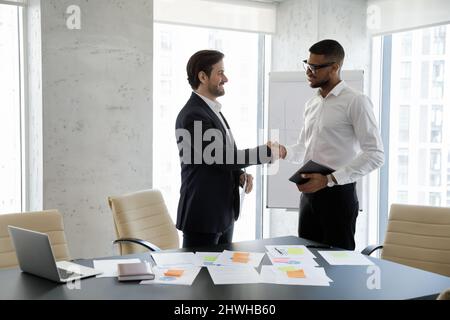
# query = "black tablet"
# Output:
<box><xmin>289</xmin><ymin>160</ymin><xmax>335</xmax><ymax>185</ymax></box>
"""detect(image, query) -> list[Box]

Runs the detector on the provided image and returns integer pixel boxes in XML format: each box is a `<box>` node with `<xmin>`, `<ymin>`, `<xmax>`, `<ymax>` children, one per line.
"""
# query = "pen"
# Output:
<box><xmin>274</xmin><ymin>247</ymin><xmax>284</xmax><ymax>255</ymax></box>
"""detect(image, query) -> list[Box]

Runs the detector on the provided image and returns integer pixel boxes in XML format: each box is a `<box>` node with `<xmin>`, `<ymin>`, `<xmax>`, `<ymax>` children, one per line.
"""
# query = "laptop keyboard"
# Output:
<box><xmin>58</xmin><ymin>268</ymin><xmax>81</xmax><ymax>279</ymax></box>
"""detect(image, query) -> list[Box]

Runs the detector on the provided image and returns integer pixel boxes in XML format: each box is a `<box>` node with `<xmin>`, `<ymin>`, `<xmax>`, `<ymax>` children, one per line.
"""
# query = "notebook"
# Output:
<box><xmin>117</xmin><ymin>262</ymin><xmax>155</xmax><ymax>281</ymax></box>
<box><xmin>289</xmin><ymin>160</ymin><xmax>335</xmax><ymax>185</ymax></box>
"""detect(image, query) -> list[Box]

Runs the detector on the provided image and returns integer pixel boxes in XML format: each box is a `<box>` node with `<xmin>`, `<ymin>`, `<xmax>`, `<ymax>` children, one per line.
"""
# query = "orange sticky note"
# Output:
<box><xmin>287</xmin><ymin>269</ymin><xmax>306</xmax><ymax>279</ymax></box>
<box><xmin>232</xmin><ymin>256</ymin><xmax>250</xmax><ymax>263</ymax></box>
<box><xmin>233</xmin><ymin>252</ymin><xmax>250</xmax><ymax>258</ymax></box>
<box><xmin>232</xmin><ymin>252</ymin><xmax>250</xmax><ymax>263</ymax></box>
<box><xmin>164</xmin><ymin>269</ymin><xmax>184</xmax><ymax>277</ymax></box>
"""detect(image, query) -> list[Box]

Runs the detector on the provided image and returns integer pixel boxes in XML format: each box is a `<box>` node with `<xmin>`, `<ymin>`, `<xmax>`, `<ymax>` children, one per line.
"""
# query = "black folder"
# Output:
<box><xmin>289</xmin><ymin>160</ymin><xmax>335</xmax><ymax>185</ymax></box>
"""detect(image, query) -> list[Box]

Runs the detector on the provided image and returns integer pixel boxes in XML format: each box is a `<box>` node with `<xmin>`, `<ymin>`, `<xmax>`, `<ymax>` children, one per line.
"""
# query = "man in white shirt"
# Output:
<box><xmin>270</xmin><ymin>40</ymin><xmax>384</xmax><ymax>250</ymax></box>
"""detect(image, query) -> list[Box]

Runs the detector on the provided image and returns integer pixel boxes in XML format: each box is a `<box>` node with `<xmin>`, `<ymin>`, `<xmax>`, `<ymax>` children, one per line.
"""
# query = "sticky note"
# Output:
<box><xmin>233</xmin><ymin>252</ymin><xmax>250</xmax><ymax>258</ymax></box>
<box><xmin>287</xmin><ymin>269</ymin><xmax>306</xmax><ymax>278</ymax></box>
<box><xmin>164</xmin><ymin>269</ymin><xmax>184</xmax><ymax>277</ymax></box>
<box><xmin>232</xmin><ymin>256</ymin><xmax>250</xmax><ymax>263</ymax></box>
<box><xmin>278</xmin><ymin>266</ymin><xmax>297</xmax><ymax>272</ymax></box>
<box><xmin>204</xmin><ymin>256</ymin><xmax>217</xmax><ymax>262</ymax></box>
<box><xmin>231</xmin><ymin>252</ymin><xmax>250</xmax><ymax>263</ymax></box>
<box><xmin>287</xmin><ymin>248</ymin><xmax>304</xmax><ymax>255</ymax></box>
<box><xmin>273</xmin><ymin>258</ymin><xmax>290</xmax><ymax>263</ymax></box>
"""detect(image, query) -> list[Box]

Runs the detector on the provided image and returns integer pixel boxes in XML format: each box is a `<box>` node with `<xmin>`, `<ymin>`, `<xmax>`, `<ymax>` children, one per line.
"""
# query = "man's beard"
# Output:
<box><xmin>310</xmin><ymin>77</ymin><xmax>330</xmax><ymax>89</ymax></box>
<box><xmin>208</xmin><ymin>83</ymin><xmax>225</xmax><ymax>97</ymax></box>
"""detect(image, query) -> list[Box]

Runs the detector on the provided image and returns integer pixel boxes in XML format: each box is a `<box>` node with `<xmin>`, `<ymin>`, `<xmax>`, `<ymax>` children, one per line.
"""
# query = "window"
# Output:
<box><xmin>375</xmin><ymin>24</ymin><xmax>450</xmax><ymax>213</ymax></box>
<box><xmin>431</xmin><ymin>61</ymin><xmax>445</xmax><ymax>99</ymax></box>
<box><xmin>418</xmin><ymin>149</ymin><xmax>427</xmax><ymax>186</ymax></box>
<box><xmin>400</xmin><ymin>62</ymin><xmax>411</xmax><ymax>78</ymax></box>
<box><xmin>432</xmin><ymin>26</ymin><xmax>446</xmax><ymax>55</ymax></box>
<box><xmin>430</xmin><ymin>105</ymin><xmax>443</xmax><ymax>143</ymax></box>
<box><xmin>398</xmin><ymin>105</ymin><xmax>410</xmax><ymax>143</ymax></box>
<box><xmin>153</xmin><ymin>23</ymin><xmax>265</xmax><ymax>242</ymax></box>
<box><xmin>421</xmin><ymin>62</ymin><xmax>429</xmax><ymax>99</ymax></box>
<box><xmin>419</xmin><ymin>105</ymin><xmax>428</xmax><ymax>143</ymax></box>
<box><xmin>422</xmin><ymin>29</ymin><xmax>431</xmax><ymax>55</ymax></box>
<box><xmin>397</xmin><ymin>191</ymin><xmax>408</xmax><ymax>204</ymax></box>
<box><xmin>0</xmin><ymin>3</ymin><xmax>25</xmax><ymax>214</ymax></box>
<box><xmin>430</xmin><ymin>149</ymin><xmax>441</xmax><ymax>170</ymax></box>
<box><xmin>429</xmin><ymin>192</ymin><xmax>441</xmax><ymax>206</ymax></box>
<box><xmin>401</xmin><ymin>33</ymin><xmax>412</xmax><ymax>56</ymax></box>
<box><xmin>160</xmin><ymin>31</ymin><xmax>172</xmax><ymax>51</ymax></box>
<box><xmin>398</xmin><ymin>149</ymin><xmax>409</xmax><ymax>185</ymax></box>
<box><xmin>399</xmin><ymin>63</ymin><xmax>412</xmax><ymax>100</ymax></box>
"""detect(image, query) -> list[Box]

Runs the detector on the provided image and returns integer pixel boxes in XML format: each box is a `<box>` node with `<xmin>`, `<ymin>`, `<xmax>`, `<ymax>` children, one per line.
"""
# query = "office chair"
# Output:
<box><xmin>108</xmin><ymin>189</ymin><xmax>180</xmax><ymax>255</ymax></box>
<box><xmin>437</xmin><ymin>288</ymin><xmax>450</xmax><ymax>300</ymax></box>
<box><xmin>0</xmin><ymin>209</ymin><xmax>71</xmax><ymax>269</ymax></box>
<box><xmin>362</xmin><ymin>204</ymin><xmax>450</xmax><ymax>277</ymax></box>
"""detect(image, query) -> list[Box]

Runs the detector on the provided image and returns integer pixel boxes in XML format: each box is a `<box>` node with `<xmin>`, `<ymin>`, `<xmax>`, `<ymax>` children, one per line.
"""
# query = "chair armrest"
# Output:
<box><xmin>113</xmin><ymin>238</ymin><xmax>161</xmax><ymax>252</ymax></box>
<box><xmin>361</xmin><ymin>244</ymin><xmax>383</xmax><ymax>256</ymax></box>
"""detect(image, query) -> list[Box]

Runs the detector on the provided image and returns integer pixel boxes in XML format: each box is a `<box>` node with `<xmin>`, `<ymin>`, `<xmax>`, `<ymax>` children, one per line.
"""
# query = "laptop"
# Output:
<box><xmin>8</xmin><ymin>226</ymin><xmax>102</xmax><ymax>283</ymax></box>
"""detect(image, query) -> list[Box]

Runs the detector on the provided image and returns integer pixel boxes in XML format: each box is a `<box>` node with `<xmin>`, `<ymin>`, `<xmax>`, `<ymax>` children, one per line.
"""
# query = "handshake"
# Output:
<box><xmin>267</xmin><ymin>141</ymin><xmax>287</xmax><ymax>161</ymax></box>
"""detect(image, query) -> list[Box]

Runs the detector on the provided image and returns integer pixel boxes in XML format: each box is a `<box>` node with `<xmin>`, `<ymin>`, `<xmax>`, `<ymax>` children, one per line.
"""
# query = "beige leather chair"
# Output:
<box><xmin>363</xmin><ymin>204</ymin><xmax>450</xmax><ymax>277</ymax></box>
<box><xmin>108</xmin><ymin>189</ymin><xmax>179</xmax><ymax>255</ymax></box>
<box><xmin>437</xmin><ymin>288</ymin><xmax>450</xmax><ymax>300</ymax></box>
<box><xmin>0</xmin><ymin>209</ymin><xmax>71</xmax><ymax>269</ymax></box>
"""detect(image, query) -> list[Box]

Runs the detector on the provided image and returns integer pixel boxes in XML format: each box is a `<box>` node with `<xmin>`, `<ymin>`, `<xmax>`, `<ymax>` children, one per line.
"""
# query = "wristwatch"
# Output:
<box><xmin>327</xmin><ymin>174</ymin><xmax>336</xmax><ymax>187</ymax></box>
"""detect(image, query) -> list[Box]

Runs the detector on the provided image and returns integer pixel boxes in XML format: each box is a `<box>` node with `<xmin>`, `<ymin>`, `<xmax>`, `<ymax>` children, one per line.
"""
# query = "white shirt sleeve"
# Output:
<box><xmin>332</xmin><ymin>94</ymin><xmax>385</xmax><ymax>185</ymax></box>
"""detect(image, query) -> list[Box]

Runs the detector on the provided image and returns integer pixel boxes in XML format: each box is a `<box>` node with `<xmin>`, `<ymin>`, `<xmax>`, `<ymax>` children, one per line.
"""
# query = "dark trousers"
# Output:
<box><xmin>182</xmin><ymin>224</ymin><xmax>234</xmax><ymax>249</ymax></box>
<box><xmin>298</xmin><ymin>183</ymin><xmax>359</xmax><ymax>250</ymax></box>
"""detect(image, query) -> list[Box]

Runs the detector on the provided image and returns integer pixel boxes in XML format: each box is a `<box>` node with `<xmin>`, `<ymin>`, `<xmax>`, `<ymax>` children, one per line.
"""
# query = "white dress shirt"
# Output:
<box><xmin>194</xmin><ymin>92</ymin><xmax>232</xmax><ymax>141</ymax></box>
<box><xmin>285</xmin><ymin>81</ymin><xmax>384</xmax><ymax>185</ymax></box>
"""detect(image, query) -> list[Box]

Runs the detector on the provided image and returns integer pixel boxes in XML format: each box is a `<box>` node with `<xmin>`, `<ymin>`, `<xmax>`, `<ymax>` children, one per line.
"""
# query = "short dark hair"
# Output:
<box><xmin>309</xmin><ymin>39</ymin><xmax>345</xmax><ymax>66</ymax></box>
<box><xmin>186</xmin><ymin>50</ymin><xmax>225</xmax><ymax>90</ymax></box>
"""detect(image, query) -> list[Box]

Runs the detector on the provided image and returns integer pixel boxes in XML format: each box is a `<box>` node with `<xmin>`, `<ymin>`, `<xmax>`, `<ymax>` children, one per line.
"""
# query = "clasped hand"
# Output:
<box><xmin>266</xmin><ymin>141</ymin><xmax>287</xmax><ymax>160</ymax></box>
<box><xmin>239</xmin><ymin>173</ymin><xmax>253</xmax><ymax>194</ymax></box>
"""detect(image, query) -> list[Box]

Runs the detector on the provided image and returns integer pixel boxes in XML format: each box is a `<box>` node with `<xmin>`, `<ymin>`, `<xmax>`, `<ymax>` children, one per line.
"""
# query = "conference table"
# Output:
<box><xmin>1</xmin><ymin>236</ymin><xmax>449</xmax><ymax>300</ymax></box>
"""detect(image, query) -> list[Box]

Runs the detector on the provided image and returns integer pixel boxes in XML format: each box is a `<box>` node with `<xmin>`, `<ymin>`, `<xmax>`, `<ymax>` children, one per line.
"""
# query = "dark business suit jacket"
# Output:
<box><xmin>175</xmin><ymin>92</ymin><xmax>271</xmax><ymax>234</ymax></box>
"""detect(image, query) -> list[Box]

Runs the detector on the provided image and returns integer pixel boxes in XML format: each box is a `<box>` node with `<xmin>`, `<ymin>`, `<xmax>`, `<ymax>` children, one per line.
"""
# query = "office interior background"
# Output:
<box><xmin>1</xmin><ymin>0</ymin><xmax>449</xmax><ymax>259</ymax></box>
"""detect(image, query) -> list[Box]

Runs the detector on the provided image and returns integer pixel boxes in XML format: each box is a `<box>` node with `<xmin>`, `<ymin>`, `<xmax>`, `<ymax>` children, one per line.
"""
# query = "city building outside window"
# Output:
<box><xmin>376</xmin><ymin>24</ymin><xmax>450</xmax><ymax>209</ymax></box>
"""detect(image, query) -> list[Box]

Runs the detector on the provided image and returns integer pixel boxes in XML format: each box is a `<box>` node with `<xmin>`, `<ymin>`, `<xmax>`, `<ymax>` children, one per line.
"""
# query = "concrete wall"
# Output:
<box><xmin>270</xmin><ymin>0</ymin><xmax>370</xmax><ymax>249</ymax></box>
<box><xmin>35</xmin><ymin>0</ymin><xmax>153</xmax><ymax>258</ymax></box>
<box><xmin>273</xmin><ymin>0</ymin><xmax>370</xmax><ymax>73</ymax></box>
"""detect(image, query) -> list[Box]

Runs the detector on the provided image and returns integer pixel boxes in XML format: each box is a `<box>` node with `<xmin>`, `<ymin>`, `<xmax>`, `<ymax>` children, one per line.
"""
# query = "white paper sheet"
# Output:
<box><xmin>194</xmin><ymin>252</ymin><xmax>221</xmax><ymax>266</ymax></box>
<box><xmin>141</xmin><ymin>265</ymin><xmax>202</xmax><ymax>286</ymax></box>
<box><xmin>151</xmin><ymin>252</ymin><xmax>201</xmax><ymax>267</ymax></box>
<box><xmin>319</xmin><ymin>251</ymin><xmax>375</xmax><ymax>266</ymax></box>
<box><xmin>214</xmin><ymin>250</ymin><xmax>265</xmax><ymax>268</ymax></box>
<box><xmin>267</xmin><ymin>253</ymin><xmax>319</xmax><ymax>267</ymax></box>
<box><xmin>93</xmin><ymin>258</ymin><xmax>141</xmax><ymax>278</ymax></box>
<box><xmin>265</xmin><ymin>245</ymin><xmax>316</xmax><ymax>259</ymax></box>
<box><xmin>260</xmin><ymin>265</ymin><xmax>332</xmax><ymax>286</ymax></box>
<box><xmin>240</xmin><ymin>178</ymin><xmax>246</xmax><ymax>215</ymax></box>
<box><xmin>207</xmin><ymin>266</ymin><xmax>261</xmax><ymax>285</ymax></box>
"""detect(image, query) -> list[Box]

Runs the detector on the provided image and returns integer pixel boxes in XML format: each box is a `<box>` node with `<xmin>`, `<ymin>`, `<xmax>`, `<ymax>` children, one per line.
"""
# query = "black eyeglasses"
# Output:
<box><xmin>302</xmin><ymin>60</ymin><xmax>336</xmax><ymax>74</ymax></box>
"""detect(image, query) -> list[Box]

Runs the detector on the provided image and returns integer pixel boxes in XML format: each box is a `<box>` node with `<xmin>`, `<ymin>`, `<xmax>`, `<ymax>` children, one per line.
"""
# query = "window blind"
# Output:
<box><xmin>154</xmin><ymin>0</ymin><xmax>277</xmax><ymax>34</ymax></box>
<box><xmin>0</xmin><ymin>0</ymin><xmax>27</xmax><ymax>6</ymax></box>
<box><xmin>368</xmin><ymin>0</ymin><xmax>450</xmax><ymax>35</ymax></box>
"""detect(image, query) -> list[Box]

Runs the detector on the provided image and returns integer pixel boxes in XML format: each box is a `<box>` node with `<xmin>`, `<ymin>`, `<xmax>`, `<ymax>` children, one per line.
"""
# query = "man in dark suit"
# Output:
<box><xmin>175</xmin><ymin>50</ymin><xmax>274</xmax><ymax>248</ymax></box>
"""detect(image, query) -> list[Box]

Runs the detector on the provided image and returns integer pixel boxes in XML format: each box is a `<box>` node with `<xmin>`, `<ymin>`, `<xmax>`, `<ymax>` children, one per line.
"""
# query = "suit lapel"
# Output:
<box><xmin>189</xmin><ymin>93</ymin><xmax>236</xmax><ymax>146</ymax></box>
